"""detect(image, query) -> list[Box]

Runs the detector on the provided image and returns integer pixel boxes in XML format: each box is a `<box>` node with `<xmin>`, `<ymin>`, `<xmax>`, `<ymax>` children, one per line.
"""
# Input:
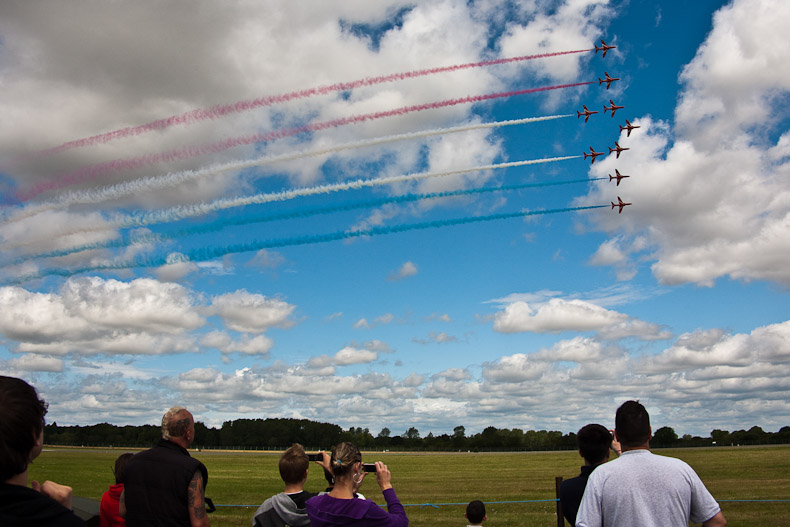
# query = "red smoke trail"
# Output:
<box><xmin>32</xmin><ymin>49</ymin><xmax>592</xmax><ymax>156</ymax></box>
<box><xmin>16</xmin><ymin>81</ymin><xmax>593</xmax><ymax>202</ymax></box>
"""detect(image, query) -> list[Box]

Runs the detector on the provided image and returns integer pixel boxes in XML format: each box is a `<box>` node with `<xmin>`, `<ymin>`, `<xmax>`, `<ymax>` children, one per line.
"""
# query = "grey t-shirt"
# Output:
<box><xmin>576</xmin><ymin>449</ymin><xmax>721</xmax><ymax>527</ymax></box>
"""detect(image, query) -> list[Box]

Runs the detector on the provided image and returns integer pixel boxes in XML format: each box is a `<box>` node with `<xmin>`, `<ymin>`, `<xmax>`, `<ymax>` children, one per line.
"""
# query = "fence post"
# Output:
<box><xmin>555</xmin><ymin>476</ymin><xmax>564</xmax><ymax>527</ymax></box>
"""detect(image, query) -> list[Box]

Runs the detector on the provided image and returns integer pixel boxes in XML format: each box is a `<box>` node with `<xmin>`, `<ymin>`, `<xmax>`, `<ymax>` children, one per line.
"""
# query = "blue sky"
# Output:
<box><xmin>1</xmin><ymin>0</ymin><xmax>789</xmax><ymax>438</ymax></box>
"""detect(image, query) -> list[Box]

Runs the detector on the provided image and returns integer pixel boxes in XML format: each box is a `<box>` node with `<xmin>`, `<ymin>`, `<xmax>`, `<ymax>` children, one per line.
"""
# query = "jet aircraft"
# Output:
<box><xmin>609</xmin><ymin>141</ymin><xmax>630</xmax><ymax>158</ymax></box>
<box><xmin>577</xmin><ymin>104</ymin><xmax>599</xmax><ymax>123</ymax></box>
<box><xmin>619</xmin><ymin>119</ymin><xmax>640</xmax><ymax>137</ymax></box>
<box><xmin>598</xmin><ymin>72</ymin><xmax>620</xmax><ymax>90</ymax></box>
<box><xmin>611</xmin><ymin>196</ymin><xmax>632</xmax><ymax>214</ymax></box>
<box><xmin>595</xmin><ymin>40</ymin><xmax>616</xmax><ymax>58</ymax></box>
<box><xmin>609</xmin><ymin>169</ymin><xmax>630</xmax><ymax>186</ymax></box>
<box><xmin>603</xmin><ymin>99</ymin><xmax>625</xmax><ymax>118</ymax></box>
<box><xmin>583</xmin><ymin>146</ymin><xmax>604</xmax><ymax>164</ymax></box>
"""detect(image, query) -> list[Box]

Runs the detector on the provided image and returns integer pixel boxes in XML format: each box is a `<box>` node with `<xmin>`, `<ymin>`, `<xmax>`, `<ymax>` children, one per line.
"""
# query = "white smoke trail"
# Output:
<box><xmin>113</xmin><ymin>155</ymin><xmax>580</xmax><ymax>228</ymax></box>
<box><xmin>2</xmin><ymin>155</ymin><xmax>578</xmax><ymax>251</ymax></box>
<box><xmin>2</xmin><ymin>115</ymin><xmax>571</xmax><ymax>224</ymax></box>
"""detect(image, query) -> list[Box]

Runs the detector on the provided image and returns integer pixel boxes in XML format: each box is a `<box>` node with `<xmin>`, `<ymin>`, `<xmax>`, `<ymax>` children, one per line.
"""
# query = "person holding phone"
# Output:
<box><xmin>305</xmin><ymin>442</ymin><xmax>408</xmax><ymax>527</ymax></box>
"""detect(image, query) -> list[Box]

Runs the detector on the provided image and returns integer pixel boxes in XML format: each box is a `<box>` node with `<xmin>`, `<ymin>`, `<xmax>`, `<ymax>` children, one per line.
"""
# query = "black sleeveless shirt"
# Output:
<box><xmin>124</xmin><ymin>439</ymin><xmax>208</xmax><ymax>527</ymax></box>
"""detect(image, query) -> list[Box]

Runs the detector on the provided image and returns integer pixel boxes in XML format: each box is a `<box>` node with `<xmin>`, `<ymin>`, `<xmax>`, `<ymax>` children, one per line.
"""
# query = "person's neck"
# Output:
<box><xmin>5</xmin><ymin>469</ymin><xmax>28</xmax><ymax>487</ymax></box>
<box><xmin>621</xmin><ymin>442</ymin><xmax>650</xmax><ymax>452</ymax></box>
<box><xmin>328</xmin><ymin>477</ymin><xmax>355</xmax><ymax>499</ymax></box>
<box><xmin>165</xmin><ymin>436</ymin><xmax>191</xmax><ymax>449</ymax></box>
<box><xmin>284</xmin><ymin>483</ymin><xmax>305</xmax><ymax>494</ymax></box>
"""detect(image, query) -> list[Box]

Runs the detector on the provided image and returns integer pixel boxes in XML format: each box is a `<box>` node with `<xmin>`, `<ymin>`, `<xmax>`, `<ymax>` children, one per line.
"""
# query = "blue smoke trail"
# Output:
<box><xmin>13</xmin><ymin>177</ymin><xmax>604</xmax><ymax>263</ymax></box>
<box><xmin>7</xmin><ymin>204</ymin><xmax>607</xmax><ymax>284</ymax></box>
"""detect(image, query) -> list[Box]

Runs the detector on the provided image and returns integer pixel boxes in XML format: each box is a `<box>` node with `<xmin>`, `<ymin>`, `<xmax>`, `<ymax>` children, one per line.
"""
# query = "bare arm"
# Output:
<box><xmin>187</xmin><ymin>470</ymin><xmax>210</xmax><ymax>527</ymax></box>
<box><xmin>701</xmin><ymin>511</ymin><xmax>726</xmax><ymax>527</ymax></box>
<box><xmin>32</xmin><ymin>480</ymin><xmax>73</xmax><ymax>510</ymax></box>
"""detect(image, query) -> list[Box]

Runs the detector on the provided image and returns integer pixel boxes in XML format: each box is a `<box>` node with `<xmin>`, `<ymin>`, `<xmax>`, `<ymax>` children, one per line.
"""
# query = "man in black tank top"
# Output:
<box><xmin>122</xmin><ymin>406</ymin><xmax>210</xmax><ymax>527</ymax></box>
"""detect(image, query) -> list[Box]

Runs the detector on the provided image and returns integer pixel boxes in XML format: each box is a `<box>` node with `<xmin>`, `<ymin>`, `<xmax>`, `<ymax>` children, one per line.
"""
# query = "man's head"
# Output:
<box><xmin>615</xmin><ymin>400</ymin><xmax>651</xmax><ymax>447</ymax></box>
<box><xmin>161</xmin><ymin>406</ymin><xmax>195</xmax><ymax>447</ymax></box>
<box><xmin>0</xmin><ymin>376</ymin><xmax>48</xmax><ymax>482</ymax></box>
<box><xmin>577</xmin><ymin>424</ymin><xmax>612</xmax><ymax>466</ymax></box>
<box><xmin>466</xmin><ymin>500</ymin><xmax>486</xmax><ymax>525</ymax></box>
<box><xmin>279</xmin><ymin>443</ymin><xmax>309</xmax><ymax>486</ymax></box>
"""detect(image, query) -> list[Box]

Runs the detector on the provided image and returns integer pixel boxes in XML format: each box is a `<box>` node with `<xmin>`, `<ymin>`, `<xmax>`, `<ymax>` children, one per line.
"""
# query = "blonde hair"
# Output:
<box><xmin>161</xmin><ymin>406</ymin><xmax>191</xmax><ymax>440</ymax></box>
<box><xmin>330</xmin><ymin>442</ymin><xmax>361</xmax><ymax>478</ymax></box>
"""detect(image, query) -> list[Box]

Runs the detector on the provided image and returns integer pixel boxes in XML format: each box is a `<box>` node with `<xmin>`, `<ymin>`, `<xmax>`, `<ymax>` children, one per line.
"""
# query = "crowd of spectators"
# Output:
<box><xmin>1</xmin><ymin>376</ymin><xmax>726</xmax><ymax>527</ymax></box>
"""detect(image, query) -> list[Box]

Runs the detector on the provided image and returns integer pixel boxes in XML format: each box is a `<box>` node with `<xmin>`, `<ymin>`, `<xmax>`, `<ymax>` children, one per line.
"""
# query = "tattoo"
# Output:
<box><xmin>170</xmin><ymin>417</ymin><xmax>191</xmax><ymax>438</ymax></box>
<box><xmin>187</xmin><ymin>470</ymin><xmax>207</xmax><ymax>519</ymax></box>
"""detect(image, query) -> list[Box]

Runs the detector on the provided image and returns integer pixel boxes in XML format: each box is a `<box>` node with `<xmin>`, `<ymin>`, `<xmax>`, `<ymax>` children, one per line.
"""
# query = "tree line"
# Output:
<box><xmin>42</xmin><ymin>418</ymin><xmax>790</xmax><ymax>451</ymax></box>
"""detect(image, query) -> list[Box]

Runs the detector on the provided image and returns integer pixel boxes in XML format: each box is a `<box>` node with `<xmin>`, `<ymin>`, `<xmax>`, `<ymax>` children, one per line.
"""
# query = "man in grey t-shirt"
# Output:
<box><xmin>576</xmin><ymin>400</ymin><xmax>726</xmax><ymax>527</ymax></box>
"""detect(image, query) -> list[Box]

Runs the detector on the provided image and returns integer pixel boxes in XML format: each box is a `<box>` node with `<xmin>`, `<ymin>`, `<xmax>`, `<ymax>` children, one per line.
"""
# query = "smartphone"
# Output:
<box><xmin>307</xmin><ymin>453</ymin><xmax>322</xmax><ymax>461</ymax></box>
<box><xmin>362</xmin><ymin>463</ymin><xmax>377</xmax><ymax>472</ymax></box>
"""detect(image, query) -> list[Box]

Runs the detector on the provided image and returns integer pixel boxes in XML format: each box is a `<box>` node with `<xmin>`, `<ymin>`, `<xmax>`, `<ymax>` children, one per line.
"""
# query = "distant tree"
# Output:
<box><xmin>405</xmin><ymin>427</ymin><xmax>420</xmax><ymax>440</ymax></box>
<box><xmin>452</xmin><ymin>426</ymin><xmax>467</xmax><ymax>449</ymax></box>
<box><xmin>652</xmin><ymin>426</ymin><xmax>678</xmax><ymax>447</ymax></box>
<box><xmin>711</xmin><ymin>429</ymin><xmax>731</xmax><ymax>446</ymax></box>
<box><xmin>378</xmin><ymin>427</ymin><xmax>391</xmax><ymax>438</ymax></box>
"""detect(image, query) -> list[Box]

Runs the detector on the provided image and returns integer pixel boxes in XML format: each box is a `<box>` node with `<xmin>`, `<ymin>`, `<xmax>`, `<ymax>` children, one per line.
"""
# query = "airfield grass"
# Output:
<box><xmin>29</xmin><ymin>445</ymin><xmax>790</xmax><ymax>526</ymax></box>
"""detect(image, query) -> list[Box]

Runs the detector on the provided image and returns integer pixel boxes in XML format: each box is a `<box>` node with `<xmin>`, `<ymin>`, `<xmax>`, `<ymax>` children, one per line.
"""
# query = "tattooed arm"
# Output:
<box><xmin>187</xmin><ymin>469</ymin><xmax>210</xmax><ymax>527</ymax></box>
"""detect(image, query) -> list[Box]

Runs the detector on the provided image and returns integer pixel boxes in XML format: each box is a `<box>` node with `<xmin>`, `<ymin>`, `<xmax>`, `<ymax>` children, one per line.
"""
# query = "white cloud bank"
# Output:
<box><xmin>579</xmin><ymin>0</ymin><xmax>790</xmax><ymax>286</ymax></box>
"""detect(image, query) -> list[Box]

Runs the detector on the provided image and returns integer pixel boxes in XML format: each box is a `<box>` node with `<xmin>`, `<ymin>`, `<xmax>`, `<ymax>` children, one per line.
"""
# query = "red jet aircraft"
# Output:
<box><xmin>598</xmin><ymin>72</ymin><xmax>620</xmax><ymax>90</ymax></box>
<box><xmin>609</xmin><ymin>141</ymin><xmax>630</xmax><ymax>158</ymax></box>
<box><xmin>609</xmin><ymin>169</ymin><xmax>630</xmax><ymax>186</ymax></box>
<box><xmin>595</xmin><ymin>40</ymin><xmax>616</xmax><ymax>58</ymax></box>
<box><xmin>603</xmin><ymin>99</ymin><xmax>625</xmax><ymax>118</ymax></box>
<box><xmin>577</xmin><ymin>104</ymin><xmax>599</xmax><ymax>123</ymax></box>
<box><xmin>619</xmin><ymin>119</ymin><xmax>640</xmax><ymax>137</ymax></box>
<box><xmin>583</xmin><ymin>146</ymin><xmax>604</xmax><ymax>164</ymax></box>
<box><xmin>611</xmin><ymin>196</ymin><xmax>632</xmax><ymax>213</ymax></box>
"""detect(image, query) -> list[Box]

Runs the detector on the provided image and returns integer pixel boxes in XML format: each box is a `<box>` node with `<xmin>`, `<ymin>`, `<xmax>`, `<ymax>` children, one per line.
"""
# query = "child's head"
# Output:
<box><xmin>465</xmin><ymin>500</ymin><xmax>486</xmax><ymax>525</ymax></box>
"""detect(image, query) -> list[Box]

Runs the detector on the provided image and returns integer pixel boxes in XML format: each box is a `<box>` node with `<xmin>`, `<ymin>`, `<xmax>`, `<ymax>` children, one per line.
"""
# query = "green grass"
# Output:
<box><xmin>29</xmin><ymin>446</ymin><xmax>790</xmax><ymax>526</ymax></box>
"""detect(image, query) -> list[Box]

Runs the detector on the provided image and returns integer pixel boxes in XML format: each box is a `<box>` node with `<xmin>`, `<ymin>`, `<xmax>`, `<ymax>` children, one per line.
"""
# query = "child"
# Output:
<box><xmin>99</xmin><ymin>452</ymin><xmax>133</xmax><ymax>527</ymax></box>
<box><xmin>466</xmin><ymin>500</ymin><xmax>486</xmax><ymax>526</ymax></box>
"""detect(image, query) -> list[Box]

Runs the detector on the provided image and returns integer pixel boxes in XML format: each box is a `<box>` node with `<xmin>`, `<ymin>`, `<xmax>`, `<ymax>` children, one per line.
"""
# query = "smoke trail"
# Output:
<box><xmin>17</xmin><ymin>82</ymin><xmax>593</xmax><ymax>201</ymax></box>
<box><xmin>16</xmin><ymin>177</ymin><xmax>603</xmax><ymax>263</ymax></box>
<box><xmin>114</xmin><ymin>156</ymin><xmax>580</xmax><ymax>228</ymax></box>
<box><xmin>4</xmin><ymin>114</ymin><xmax>571</xmax><ymax>222</ymax></box>
<box><xmin>1</xmin><ymin>155</ymin><xmax>580</xmax><ymax>251</ymax></box>
<box><xmin>30</xmin><ymin>49</ymin><xmax>592</xmax><ymax>157</ymax></box>
<box><xmin>7</xmin><ymin>204</ymin><xmax>606</xmax><ymax>283</ymax></box>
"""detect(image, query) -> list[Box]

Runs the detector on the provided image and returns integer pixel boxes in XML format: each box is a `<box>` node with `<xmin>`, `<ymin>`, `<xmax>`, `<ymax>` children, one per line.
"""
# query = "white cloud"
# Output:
<box><xmin>388</xmin><ymin>261</ymin><xmax>418</xmax><ymax>281</ymax></box>
<box><xmin>492</xmin><ymin>298</ymin><xmax>628</xmax><ymax>333</ymax></box>
<box><xmin>208</xmin><ymin>290</ymin><xmax>296</xmax><ymax>333</ymax></box>
<box><xmin>7</xmin><ymin>354</ymin><xmax>64</xmax><ymax>372</ymax></box>
<box><xmin>334</xmin><ymin>346</ymin><xmax>379</xmax><ymax>365</ymax></box>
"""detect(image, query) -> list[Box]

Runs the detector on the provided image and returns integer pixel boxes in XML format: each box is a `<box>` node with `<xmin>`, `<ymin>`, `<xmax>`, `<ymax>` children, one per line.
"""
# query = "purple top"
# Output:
<box><xmin>305</xmin><ymin>488</ymin><xmax>408</xmax><ymax>527</ymax></box>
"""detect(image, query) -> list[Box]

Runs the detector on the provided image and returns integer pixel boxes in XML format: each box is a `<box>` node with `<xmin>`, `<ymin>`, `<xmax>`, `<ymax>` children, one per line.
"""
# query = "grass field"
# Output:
<box><xmin>29</xmin><ymin>445</ymin><xmax>790</xmax><ymax>526</ymax></box>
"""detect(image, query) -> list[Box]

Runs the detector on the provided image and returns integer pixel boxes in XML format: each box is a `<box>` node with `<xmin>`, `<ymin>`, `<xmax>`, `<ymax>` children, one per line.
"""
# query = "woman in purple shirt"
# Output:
<box><xmin>306</xmin><ymin>442</ymin><xmax>408</xmax><ymax>527</ymax></box>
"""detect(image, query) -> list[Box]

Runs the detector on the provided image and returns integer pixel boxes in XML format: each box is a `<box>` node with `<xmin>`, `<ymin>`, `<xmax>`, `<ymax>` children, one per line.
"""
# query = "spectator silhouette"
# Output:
<box><xmin>559</xmin><ymin>424</ymin><xmax>619</xmax><ymax>526</ymax></box>
<box><xmin>306</xmin><ymin>442</ymin><xmax>408</xmax><ymax>527</ymax></box>
<box><xmin>576</xmin><ymin>400</ymin><xmax>726</xmax><ymax>527</ymax></box>
<box><xmin>0</xmin><ymin>375</ymin><xmax>84</xmax><ymax>526</ymax></box>
<box><xmin>121</xmin><ymin>406</ymin><xmax>209</xmax><ymax>527</ymax></box>
<box><xmin>465</xmin><ymin>500</ymin><xmax>486</xmax><ymax>526</ymax></box>
<box><xmin>252</xmin><ymin>443</ymin><xmax>330</xmax><ymax>527</ymax></box>
<box><xmin>100</xmin><ymin>453</ymin><xmax>133</xmax><ymax>527</ymax></box>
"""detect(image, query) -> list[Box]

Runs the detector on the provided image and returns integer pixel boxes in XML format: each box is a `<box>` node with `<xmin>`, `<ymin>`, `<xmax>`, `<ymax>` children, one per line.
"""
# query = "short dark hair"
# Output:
<box><xmin>466</xmin><ymin>500</ymin><xmax>486</xmax><ymax>524</ymax></box>
<box><xmin>113</xmin><ymin>453</ymin><xmax>134</xmax><ymax>484</ymax></box>
<box><xmin>279</xmin><ymin>443</ymin><xmax>309</xmax><ymax>485</ymax></box>
<box><xmin>577</xmin><ymin>424</ymin><xmax>612</xmax><ymax>465</ymax></box>
<box><xmin>0</xmin><ymin>376</ymin><xmax>48</xmax><ymax>481</ymax></box>
<box><xmin>615</xmin><ymin>400</ymin><xmax>651</xmax><ymax>447</ymax></box>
